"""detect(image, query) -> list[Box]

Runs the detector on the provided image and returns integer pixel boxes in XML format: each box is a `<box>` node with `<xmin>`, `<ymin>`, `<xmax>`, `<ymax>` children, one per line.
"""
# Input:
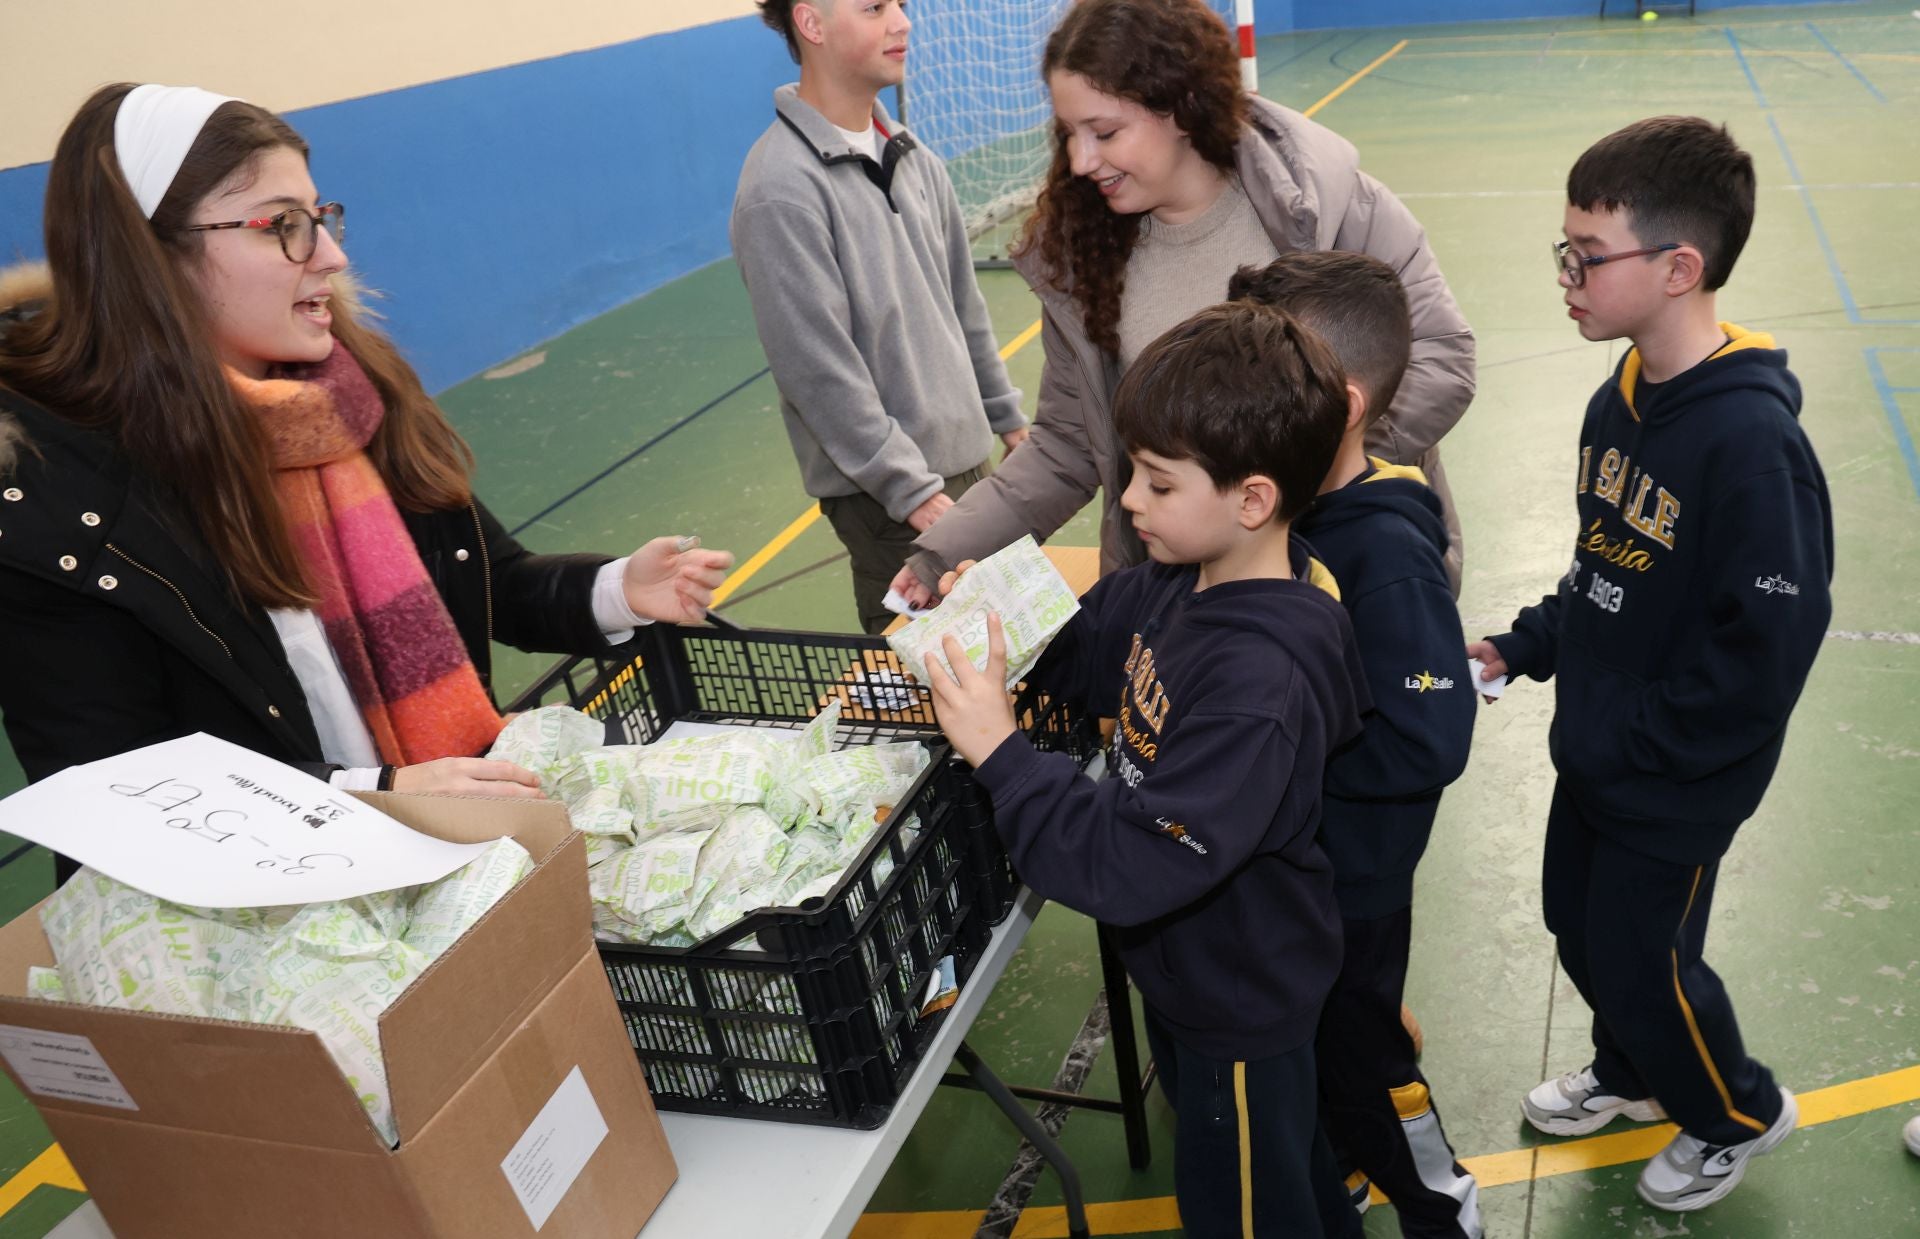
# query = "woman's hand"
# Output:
<box><xmin>1000</xmin><ymin>427</ymin><xmax>1029</xmax><ymax>454</ymax></box>
<box><xmin>392</xmin><ymin>758</ymin><xmax>546</xmax><ymax>798</ymax></box>
<box><xmin>922</xmin><ymin>613</ymin><xmax>1017</xmax><ymax>768</ymax></box>
<box><xmin>888</xmin><ymin>556</ymin><xmax>981</xmax><ymax>613</ymax></box>
<box><xmin>623</xmin><ymin>536</ymin><xmax>735</xmax><ymax>623</ymax></box>
<box><xmin>889</xmin><ymin>564</ymin><xmax>937</xmax><ymax>611</ymax></box>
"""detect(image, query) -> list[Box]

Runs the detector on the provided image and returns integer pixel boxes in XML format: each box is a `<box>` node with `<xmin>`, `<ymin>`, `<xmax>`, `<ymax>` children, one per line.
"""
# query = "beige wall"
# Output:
<box><xmin>0</xmin><ymin>0</ymin><xmax>758</xmax><ymax>170</ymax></box>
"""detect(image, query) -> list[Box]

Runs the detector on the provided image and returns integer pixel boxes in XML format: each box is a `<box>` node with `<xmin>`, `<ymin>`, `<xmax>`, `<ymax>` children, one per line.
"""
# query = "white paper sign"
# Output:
<box><xmin>0</xmin><ymin>1025</ymin><xmax>138</xmax><ymax>1111</ymax></box>
<box><xmin>0</xmin><ymin>734</ymin><xmax>496</xmax><ymax>907</ymax></box>
<box><xmin>500</xmin><ymin>1066</ymin><xmax>610</xmax><ymax>1231</ymax></box>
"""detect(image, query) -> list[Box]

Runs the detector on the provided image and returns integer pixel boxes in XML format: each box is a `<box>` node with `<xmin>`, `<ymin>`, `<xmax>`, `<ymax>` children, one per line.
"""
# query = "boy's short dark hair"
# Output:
<box><xmin>759</xmin><ymin>0</ymin><xmax>805</xmax><ymax>62</ymax></box>
<box><xmin>1113</xmin><ymin>301</ymin><xmax>1348</xmax><ymax>525</ymax></box>
<box><xmin>1567</xmin><ymin>115</ymin><xmax>1755</xmax><ymax>291</ymax></box>
<box><xmin>1227</xmin><ymin>251</ymin><xmax>1411</xmax><ymax>420</ymax></box>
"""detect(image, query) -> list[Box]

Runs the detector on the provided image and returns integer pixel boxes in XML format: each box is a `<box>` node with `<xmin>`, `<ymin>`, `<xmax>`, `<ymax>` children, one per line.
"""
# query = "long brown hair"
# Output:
<box><xmin>0</xmin><ymin>84</ymin><xmax>474</xmax><ymax>609</ymax></box>
<box><xmin>1015</xmin><ymin>0</ymin><xmax>1248</xmax><ymax>357</ymax></box>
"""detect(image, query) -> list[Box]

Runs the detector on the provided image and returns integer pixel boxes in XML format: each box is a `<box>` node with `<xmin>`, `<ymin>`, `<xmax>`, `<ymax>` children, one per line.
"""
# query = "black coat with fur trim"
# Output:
<box><xmin>0</xmin><ymin>364</ymin><xmax>610</xmax><ymax>789</ymax></box>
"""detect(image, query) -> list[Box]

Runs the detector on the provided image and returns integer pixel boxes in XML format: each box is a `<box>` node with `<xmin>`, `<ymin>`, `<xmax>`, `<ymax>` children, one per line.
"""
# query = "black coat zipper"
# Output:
<box><xmin>104</xmin><ymin>543</ymin><xmax>234</xmax><ymax>660</ymax></box>
<box><xmin>468</xmin><ymin>502</ymin><xmax>494</xmax><ymax>644</ymax></box>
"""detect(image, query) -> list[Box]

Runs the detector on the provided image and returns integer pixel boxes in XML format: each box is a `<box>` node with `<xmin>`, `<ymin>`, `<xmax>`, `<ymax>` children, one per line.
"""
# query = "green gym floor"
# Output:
<box><xmin>2</xmin><ymin>4</ymin><xmax>1918</xmax><ymax>1235</ymax></box>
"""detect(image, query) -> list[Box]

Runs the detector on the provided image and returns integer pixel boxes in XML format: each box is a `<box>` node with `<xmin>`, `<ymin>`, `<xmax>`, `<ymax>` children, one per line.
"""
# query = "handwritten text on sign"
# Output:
<box><xmin>0</xmin><ymin>734</ymin><xmax>495</xmax><ymax>906</ymax></box>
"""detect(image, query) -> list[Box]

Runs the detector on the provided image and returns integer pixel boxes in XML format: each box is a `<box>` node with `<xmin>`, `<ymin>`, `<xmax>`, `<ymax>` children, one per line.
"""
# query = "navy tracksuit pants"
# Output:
<box><xmin>1142</xmin><ymin>1005</ymin><xmax>1362</xmax><ymax>1239</ymax></box>
<box><xmin>1543</xmin><ymin>779</ymin><xmax>1784</xmax><ymax>1147</ymax></box>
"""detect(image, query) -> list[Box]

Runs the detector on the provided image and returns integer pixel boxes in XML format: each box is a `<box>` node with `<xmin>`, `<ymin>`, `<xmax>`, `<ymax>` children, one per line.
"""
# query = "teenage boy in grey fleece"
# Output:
<box><xmin>733</xmin><ymin>0</ymin><xmax>1027</xmax><ymax>634</ymax></box>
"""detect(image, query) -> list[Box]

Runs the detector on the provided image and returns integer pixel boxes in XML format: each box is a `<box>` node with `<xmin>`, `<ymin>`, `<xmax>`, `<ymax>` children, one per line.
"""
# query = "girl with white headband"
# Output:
<box><xmin>0</xmin><ymin>84</ymin><xmax>733</xmax><ymax>878</ymax></box>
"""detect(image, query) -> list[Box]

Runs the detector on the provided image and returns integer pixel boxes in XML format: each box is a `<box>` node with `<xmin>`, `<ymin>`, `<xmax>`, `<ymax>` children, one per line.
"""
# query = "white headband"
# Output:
<box><xmin>113</xmin><ymin>84</ymin><xmax>241</xmax><ymax>219</ymax></box>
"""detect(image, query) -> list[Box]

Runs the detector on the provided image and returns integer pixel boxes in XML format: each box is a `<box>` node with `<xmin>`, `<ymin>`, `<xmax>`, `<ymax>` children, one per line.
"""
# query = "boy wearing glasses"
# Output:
<box><xmin>1469</xmin><ymin>116</ymin><xmax>1831</xmax><ymax>1213</ymax></box>
<box><xmin>732</xmin><ymin>0</ymin><xmax>1027</xmax><ymax>635</ymax></box>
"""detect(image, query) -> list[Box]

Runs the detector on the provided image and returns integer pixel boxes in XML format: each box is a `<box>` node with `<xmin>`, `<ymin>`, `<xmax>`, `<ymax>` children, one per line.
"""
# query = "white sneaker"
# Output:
<box><xmin>1904</xmin><ymin>1114</ymin><xmax>1920</xmax><ymax>1157</ymax></box>
<box><xmin>1522</xmin><ymin>1066</ymin><xmax>1667</xmax><ymax>1136</ymax></box>
<box><xmin>1637</xmin><ymin>1087</ymin><xmax>1797</xmax><ymax>1212</ymax></box>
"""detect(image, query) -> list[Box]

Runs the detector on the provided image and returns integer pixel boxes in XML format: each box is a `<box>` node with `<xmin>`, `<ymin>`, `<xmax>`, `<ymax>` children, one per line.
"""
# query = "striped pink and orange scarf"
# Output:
<box><xmin>231</xmin><ymin>342</ymin><xmax>502</xmax><ymax>766</ymax></box>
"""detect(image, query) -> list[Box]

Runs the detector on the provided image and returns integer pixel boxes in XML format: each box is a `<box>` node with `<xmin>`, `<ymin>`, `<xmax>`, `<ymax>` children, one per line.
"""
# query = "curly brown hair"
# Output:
<box><xmin>1015</xmin><ymin>0</ymin><xmax>1248</xmax><ymax>357</ymax></box>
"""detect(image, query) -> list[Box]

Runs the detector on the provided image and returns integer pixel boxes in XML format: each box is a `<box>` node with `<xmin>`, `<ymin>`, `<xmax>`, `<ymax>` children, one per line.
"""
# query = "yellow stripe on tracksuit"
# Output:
<box><xmin>1390</xmin><ymin>1080</ymin><xmax>1434</xmax><ymax>1119</ymax></box>
<box><xmin>1673</xmin><ymin>867</ymin><xmax>1769</xmax><ymax>1134</ymax></box>
<box><xmin>1234</xmin><ymin>1062</ymin><xmax>1255</xmax><ymax>1236</ymax></box>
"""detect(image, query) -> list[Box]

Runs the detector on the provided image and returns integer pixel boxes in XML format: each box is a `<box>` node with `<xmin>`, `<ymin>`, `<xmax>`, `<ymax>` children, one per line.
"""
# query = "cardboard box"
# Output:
<box><xmin>0</xmin><ymin>792</ymin><xmax>677</xmax><ymax>1238</ymax></box>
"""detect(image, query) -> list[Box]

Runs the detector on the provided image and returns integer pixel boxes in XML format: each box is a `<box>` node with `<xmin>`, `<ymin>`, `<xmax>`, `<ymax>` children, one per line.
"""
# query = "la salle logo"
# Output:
<box><xmin>1406</xmin><ymin>670</ymin><xmax>1455</xmax><ymax>692</ymax></box>
<box><xmin>1156</xmin><ymin>817</ymin><xmax>1209</xmax><ymax>856</ymax></box>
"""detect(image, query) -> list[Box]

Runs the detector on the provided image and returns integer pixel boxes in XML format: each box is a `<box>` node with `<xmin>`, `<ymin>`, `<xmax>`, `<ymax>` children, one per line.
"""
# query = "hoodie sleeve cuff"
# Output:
<box><xmin>971</xmin><ymin>731</ymin><xmax>1042</xmax><ymax>800</ymax></box>
<box><xmin>984</xmin><ymin>392</ymin><xmax>1028</xmax><ymax>436</ymax></box>
<box><xmin>884</xmin><ymin>476</ymin><xmax>946</xmax><ymax>526</ymax></box>
<box><xmin>1487</xmin><ymin>631</ymin><xmax>1539</xmax><ymax>681</ymax></box>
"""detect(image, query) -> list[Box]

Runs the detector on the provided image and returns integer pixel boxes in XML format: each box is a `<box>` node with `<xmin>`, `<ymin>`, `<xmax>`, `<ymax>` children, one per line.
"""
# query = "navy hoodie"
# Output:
<box><xmin>1489</xmin><ymin>326</ymin><xmax>1832</xmax><ymax>862</ymax></box>
<box><xmin>1295</xmin><ymin>461</ymin><xmax>1475</xmax><ymax>920</ymax></box>
<box><xmin>972</xmin><ymin>536</ymin><xmax>1370</xmax><ymax>1060</ymax></box>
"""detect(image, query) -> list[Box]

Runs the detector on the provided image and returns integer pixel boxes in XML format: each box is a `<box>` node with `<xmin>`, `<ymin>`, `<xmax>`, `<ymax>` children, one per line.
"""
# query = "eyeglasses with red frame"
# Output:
<box><xmin>183</xmin><ymin>202</ymin><xmax>345</xmax><ymax>264</ymax></box>
<box><xmin>1553</xmin><ymin>238</ymin><xmax>1679</xmax><ymax>289</ymax></box>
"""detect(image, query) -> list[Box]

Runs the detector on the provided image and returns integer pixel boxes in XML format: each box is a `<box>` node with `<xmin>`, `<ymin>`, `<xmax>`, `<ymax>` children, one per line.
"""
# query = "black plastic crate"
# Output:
<box><xmin>507</xmin><ymin>622</ymin><xmax>1090</xmax><ymax>1127</ymax></box>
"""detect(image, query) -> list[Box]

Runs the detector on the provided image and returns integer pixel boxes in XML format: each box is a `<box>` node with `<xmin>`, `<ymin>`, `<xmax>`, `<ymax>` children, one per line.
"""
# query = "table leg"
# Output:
<box><xmin>1096</xmin><ymin>922</ymin><xmax>1153</xmax><ymax>1171</ymax></box>
<box><xmin>952</xmin><ymin>1042</ymin><xmax>1093</xmax><ymax>1239</ymax></box>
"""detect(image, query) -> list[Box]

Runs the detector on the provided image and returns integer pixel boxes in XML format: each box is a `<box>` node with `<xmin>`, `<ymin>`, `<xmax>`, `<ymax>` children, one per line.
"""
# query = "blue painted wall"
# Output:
<box><xmin>0</xmin><ymin>16</ymin><xmax>794</xmax><ymax>394</ymax></box>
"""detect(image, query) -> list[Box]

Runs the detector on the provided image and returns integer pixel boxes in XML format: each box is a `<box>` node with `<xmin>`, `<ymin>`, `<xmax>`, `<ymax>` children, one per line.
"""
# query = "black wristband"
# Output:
<box><xmin>377</xmin><ymin>765</ymin><xmax>397</xmax><ymax>792</ymax></box>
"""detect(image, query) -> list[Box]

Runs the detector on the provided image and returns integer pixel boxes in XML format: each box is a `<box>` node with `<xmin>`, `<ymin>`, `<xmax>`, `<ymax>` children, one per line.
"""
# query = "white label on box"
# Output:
<box><xmin>500</xmin><ymin>1066</ymin><xmax>609</xmax><ymax>1231</ymax></box>
<box><xmin>0</xmin><ymin>1025</ymin><xmax>138</xmax><ymax>1111</ymax></box>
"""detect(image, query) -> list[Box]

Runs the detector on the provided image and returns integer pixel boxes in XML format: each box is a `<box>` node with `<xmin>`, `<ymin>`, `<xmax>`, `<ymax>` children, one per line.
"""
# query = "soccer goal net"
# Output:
<box><xmin>904</xmin><ymin>0</ymin><xmax>1243</xmax><ymax>255</ymax></box>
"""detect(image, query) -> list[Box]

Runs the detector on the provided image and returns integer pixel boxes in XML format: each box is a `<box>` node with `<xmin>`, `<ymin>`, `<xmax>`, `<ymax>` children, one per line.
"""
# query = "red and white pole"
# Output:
<box><xmin>1236</xmin><ymin>0</ymin><xmax>1258</xmax><ymax>93</ymax></box>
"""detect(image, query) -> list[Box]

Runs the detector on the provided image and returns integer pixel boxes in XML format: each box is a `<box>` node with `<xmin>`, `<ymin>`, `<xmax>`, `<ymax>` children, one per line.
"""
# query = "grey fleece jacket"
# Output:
<box><xmin>731</xmin><ymin>86</ymin><xmax>1026</xmax><ymax>522</ymax></box>
<box><xmin>910</xmin><ymin>95</ymin><xmax>1476</xmax><ymax>589</ymax></box>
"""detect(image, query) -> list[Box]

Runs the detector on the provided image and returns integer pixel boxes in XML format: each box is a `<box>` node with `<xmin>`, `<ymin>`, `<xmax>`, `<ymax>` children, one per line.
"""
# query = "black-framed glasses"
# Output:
<box><xmin>184</xmin><ymin>202</ymin><xmax>345</xmax><ymax>263</ymax></box>
<box><xmin>1553</xmin><ymin>238</ymin><xmax>1678</xmax><ymax>289</ymax></box>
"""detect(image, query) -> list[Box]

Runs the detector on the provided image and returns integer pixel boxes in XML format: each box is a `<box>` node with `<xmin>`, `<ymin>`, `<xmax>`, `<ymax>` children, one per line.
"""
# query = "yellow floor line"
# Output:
<box><xmin>999</xmin><ymin>318</ymin><xmax>1043</xmax><ymax>359</ymax></box>
<box><xmin>851</xmin><ymin>1065</ymin><xmax>1920</xmax><ymax>1239</ymax></box>
<box><xmin>10</xmin><ymin>1063</ymin><xmax>1916</xmax><ymax>1229</ymax></box>
<box><xmin>708</xmin><ymin>501</ymin><xmax>823</xmax><ymax>607</ymax></box>
<box><xmin>0</xmin><ymin>1144</ymin><xmax>82</xmax><ymax>1216</ymax></box>
<box><xmin>1300</xmin><ymin>39</ymin><xmax>1411</xmax><ymax>118</ymax></box>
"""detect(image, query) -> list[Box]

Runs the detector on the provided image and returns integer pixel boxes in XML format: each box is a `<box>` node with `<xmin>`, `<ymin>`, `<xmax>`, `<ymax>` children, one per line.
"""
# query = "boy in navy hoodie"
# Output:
<box><xmin>1470</xmin><ymin>116</ymin><xmax>1832</xmax><ymax>1213</ymax></box>
<box><xmin>922</xmin><ymin>301</ymin><xmax>1369</xmax><ymax>1239</ymax></box>
<box><xmin>1232</xmin><ymin>253</ymin><xmax>1481</xmax><ymax>1239</ymax></box>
